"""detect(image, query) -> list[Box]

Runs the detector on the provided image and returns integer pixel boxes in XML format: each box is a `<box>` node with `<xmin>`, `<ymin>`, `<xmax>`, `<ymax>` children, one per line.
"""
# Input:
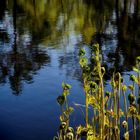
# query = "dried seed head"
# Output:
<box><xmin>128</xmin><ymin>93</ymin><xmax>136</xmax><ymax>104</ymax></box>
<box><xmin>92</xmin><ymin>43</ymin><xmax>99</xmax><ymax>52</ymax></box>
<box><xmin>83</xmin><ymin>66</ymin><xmax>90</xmax><ymax>73</ymax></box>
<box><xmin>79</xmin><ymin>48</ymin><xmax>85</xmax><ymax>57</ymax></box>
<box><xmin>57</xmin><ymin>95</ymin><xmax>65</xmax><ymax>106</ymax></box>
<box><xmin>59</xmin><ymin>122</ymin><xmax>67</xmax><ymax>130</ymax></box>
<box><xmin>129</xmin><ymin>105</ymin><xmax>137</xmax><ymax>115</ymax></box>
<box><xmin>66</xmin><ymin>132</ymin><xmax>74</xmax><ymax>140</ymax></box>
<box><xmin>122</xmin><ymin>121</ymin><xmax>128</xmax><ymax>128</ymax></box>
<box><xmin>67</xmin><ymin>127</ymin><xmax>74</xmax><ymax>133</ymax></box>
<box><xmin>90</xmin><ymin>81</ymin><xmax>97</xmax><ymax>89</ymax></box>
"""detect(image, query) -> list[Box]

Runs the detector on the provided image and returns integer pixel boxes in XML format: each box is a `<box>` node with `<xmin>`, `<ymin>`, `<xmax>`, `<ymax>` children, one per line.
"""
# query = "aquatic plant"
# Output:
<box><xmin>54</xmin><ymin>44</ymin><xmax>140</xmax><ymax>140</ymax></box>
<box><xmin>54</xmin><ymin>82</ymin><xmax>74</xmax><ymax>140</ymax></box>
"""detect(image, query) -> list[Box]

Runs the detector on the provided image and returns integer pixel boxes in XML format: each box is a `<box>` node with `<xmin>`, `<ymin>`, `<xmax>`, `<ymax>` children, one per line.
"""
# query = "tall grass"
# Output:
<box><xmin>54</xmin><ymin>44</ymin><xmax>140</xmax><ymax>140</ymax></box>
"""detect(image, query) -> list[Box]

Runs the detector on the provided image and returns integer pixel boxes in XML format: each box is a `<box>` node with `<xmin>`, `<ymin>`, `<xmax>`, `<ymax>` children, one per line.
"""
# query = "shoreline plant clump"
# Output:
<box><xmin>54</xmin><ymin>44</ymin><xmax>140</xmax><ymax>140</ymax></box>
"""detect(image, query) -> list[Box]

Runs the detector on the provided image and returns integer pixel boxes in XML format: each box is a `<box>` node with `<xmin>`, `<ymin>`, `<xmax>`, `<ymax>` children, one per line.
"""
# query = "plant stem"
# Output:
<box><xmin>117</xmin><ymin>73</ymin><xmax>121</xmax><ymax>138</ymax></box>
<box><xmin>65</xmin><ymin>97</ymin><xmax>69</xmax><ymax>125</ymax></box>
<box><xmin>84</xmin><ymin>80</ymin><xmax>88</xmax><ymax>128</ymax></box>
<box><xmin>122</xmin><ymin>88</ymin><xmax>128</xmax><ymax>122</ymax></box>
<box><xmin>138</xmin><ymin>71</ymin><xmax>140</xmax><ymax>139</ymax></box>
<box><xmin>85</xmin><ymin>92</ymin><xmax>88</xmax><ymax>128</ymax></box>
<box><xmin>132</xmin><ymin>115</ymin><xmax>136</xmax><ymax>140</ymax></box>
<box><xmin>98</xmin><ymin>66</ymin><xmax>105</xmax><ymax>139</ymax></box>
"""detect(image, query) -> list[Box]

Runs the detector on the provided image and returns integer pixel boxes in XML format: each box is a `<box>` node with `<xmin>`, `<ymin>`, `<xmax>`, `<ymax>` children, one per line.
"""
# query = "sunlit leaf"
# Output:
<box><xmin>136</xmin><ymin>56</ymin><xmax>140</xmax><ymax>63</ymax></box>
<box><xmin>62</xmin><ymin>82</ymin><xmax>71</xmax><ymax>90</ymax></box>
<box><xmin>104</xmin><ymin>115</ymin><xmax>109</xmax><ymax>126</ymax></box>
<box><xmin>79</xmin><ymin>57</ymin><xmax>88</xmax><ymax>68</ymax></box>
<box><xmin>106</xmin><ymin>110</ymin><xmax>116</xmax><ymax>118</ymax></box>
<box><xmin>123</xmin><ymin>132</ymin><xmax>129</xmax><ymax>140</ymax></box>
<box><xmin>68</xmin><ymin>107</ymin><xmax>74</xmax><ymax>114</ymax></box>
<box><xmin>130</xmin><ymin>75</ymin><xmax>138</xmax><ymax>83</ymax></box>
<box><xmin>119</xmin><ymin>109</ymin><xmax>124</xmax><ymax>117</ymax></box>
<box><xmin>60</xmin><ymin>115</ymin><xmax>63</xmax><ymax>122</ymax></box>
<box><xmin>88</xmin><ymin>95</ymin><xmax>100</xmax><ymax>110</ymax></box>
<box><xmin>128</xmin><ymin>85</ymin><xmax>134</xmax><ymax>91</ymax></box>
<box><xmin>76</xmin><ymin>125</ymin><xmax>87</xmax><ymax>136</ymax></box>
<box><xmin>63</xmin><ymin>107</ymin><xmax>74</xmax><ymax>116</ymax></box>
<box><xmin>87</xmin><ymin>129</ymin><xmax>96</xmax><ymax>140</ymax></box>
<box><xmin>122</xmin><ymin>85</ymin><xmax>127</xmax><ymax>92</ymax></box>
<box><xmin>63</xmin><ymin>90</ymin><xmax>70</xmax><ymax>97</ymax></box>
<box><xmin>92</xmin><ymin>44</ymin><xmax>99</xmax><ymax>52</ymax></box>
<box><xmin>133</xmin><ymin>67</ymin><xmax>139</xmax><ymax>72</ymax></box>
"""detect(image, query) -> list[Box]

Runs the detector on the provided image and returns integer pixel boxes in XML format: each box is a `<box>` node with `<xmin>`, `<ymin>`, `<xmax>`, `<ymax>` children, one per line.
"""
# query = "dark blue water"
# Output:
<box><xmin>0</xmin><ymin>0</ymin><xmax>140</xmax><ymax>140</ymax></box>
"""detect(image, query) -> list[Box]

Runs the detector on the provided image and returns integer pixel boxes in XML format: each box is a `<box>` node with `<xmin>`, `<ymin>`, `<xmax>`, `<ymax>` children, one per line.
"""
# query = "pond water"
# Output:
<box><xmin>0</xmin><ymin>0</ymin><xmax>140</xmax><ymax>140</ymax></box>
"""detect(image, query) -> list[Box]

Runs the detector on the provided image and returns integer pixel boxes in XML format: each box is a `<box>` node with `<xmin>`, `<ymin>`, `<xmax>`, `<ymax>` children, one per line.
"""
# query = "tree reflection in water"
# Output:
<box><xmin>88</xmin><ymin>0</ymin><xmax>140</xmax><ymax>80</ymax></box>
<box><xmin>0</xmin><ymin>0</ymin><xmax>140</xmax><ymax>93</ymax></box>
<box><xmin>0</xmin><ymin>0</ymin><xmax>50</xmax><ymax>95</ymax></box>
<box><xmin>57</xmin><ymin>0</ymin><xmax>140</xmax><ymax>81</ymax></box>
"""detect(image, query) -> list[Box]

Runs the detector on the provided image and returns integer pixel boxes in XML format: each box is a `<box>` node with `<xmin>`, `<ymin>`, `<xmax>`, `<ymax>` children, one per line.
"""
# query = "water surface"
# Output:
<box><xmin>0</xmin><ymin>0</ymin><xmax>140</xmax><ymax>140</ymax></box>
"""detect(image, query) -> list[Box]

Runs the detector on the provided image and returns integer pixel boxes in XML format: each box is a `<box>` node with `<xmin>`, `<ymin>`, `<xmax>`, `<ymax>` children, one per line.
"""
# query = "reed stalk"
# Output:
<box><xmin>54</xmin><ymin>45</ymin><xmax>140</xmax><ymax>140</ymax></box>
<box><xmin>122</xmin><ymin>85</ymin><xmax>128</xmax><ymax>122</ymax></box>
